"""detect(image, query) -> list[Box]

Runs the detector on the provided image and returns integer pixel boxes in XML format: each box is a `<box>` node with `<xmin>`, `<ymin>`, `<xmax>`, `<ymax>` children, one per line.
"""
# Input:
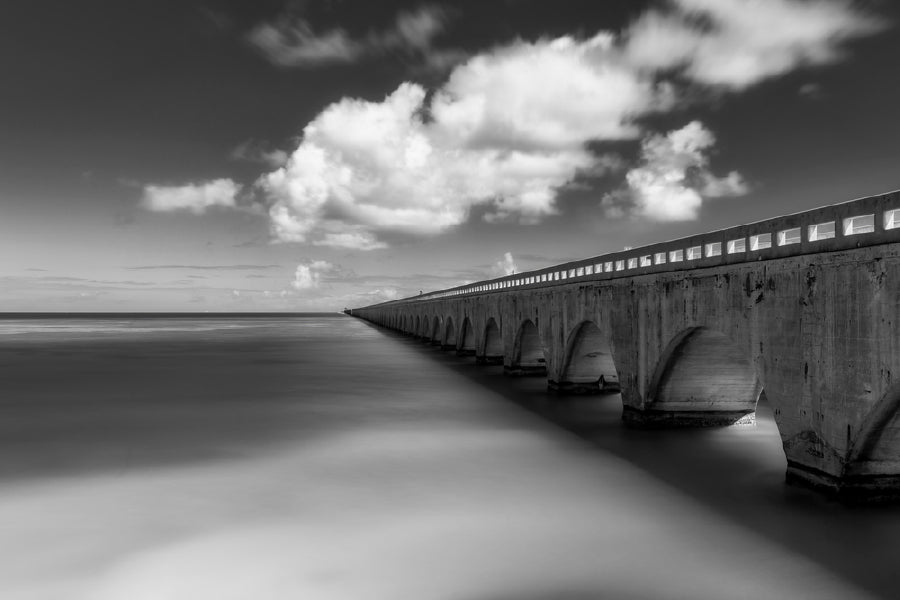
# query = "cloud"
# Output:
<box><xmin>604</xmin><ymin>121</ymin><xmax>748</xmax><ymax>221</ymax></box>
<box><xmin>141</xmin><ymin>179</ymin><xmax>241</xmax><ymax>214</ymax></box>
<box><xmin>249</xmin><ymin>6</ymin><xmax>450</xmax><ymax>68</ymax></box>
<box><xmin>252</xmin><ymin>0</ymin><xmax>881</xmax><ymax>245</ymax></box>
<box><xmin>491</xmin><ymin>252</ymin><xmax>518</xmax><ymax>277</ymax></box>
<box><xmin>623</xmin><ymin>0</ymin><xmax>884</xmax><ymax>90</ymax></box>
<box><xmin>292</xmin><ymin>260</ymin><xmax>337</xmax><ymax>290</ymax></box>
<box><xmin>363</xmin><ymin>288</ymin><xmax>400</xmax><ymax>302</ymax></box>
<box><xmin>257</xmin><ymin>33</ymin><xmax>660</xmax><ymax>248</ymax></box>
<box><xmin>126</xmin><ymin>264</ymin><xmax>280</xmax><ymax>271</ymax></box>
<box><xmin>151</xmin><ymin>0</ymin><xmax>880</xmax><ymax>246</ymax></box>
<box><xmin>231</xmin><ymin>140</ymin><xmax>290</xmax><ymax>167</ymax></box>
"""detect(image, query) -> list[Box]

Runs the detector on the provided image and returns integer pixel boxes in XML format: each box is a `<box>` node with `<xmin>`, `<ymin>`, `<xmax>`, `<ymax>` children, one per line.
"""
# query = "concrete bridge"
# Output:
<box><xmin>350</xmin><ymin>190</ymin><xmax>900</xmax><ymax>501</ymax></box>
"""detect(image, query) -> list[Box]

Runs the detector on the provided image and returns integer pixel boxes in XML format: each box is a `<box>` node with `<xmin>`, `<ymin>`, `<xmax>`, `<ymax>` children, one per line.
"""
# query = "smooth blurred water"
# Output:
<box><xmin>1</xmin><ymin>315</ymin><xmax>899</xmax><ymax>600</ymax></box>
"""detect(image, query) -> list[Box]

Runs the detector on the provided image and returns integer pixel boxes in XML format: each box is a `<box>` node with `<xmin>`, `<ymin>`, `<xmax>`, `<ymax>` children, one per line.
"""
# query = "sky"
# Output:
<box><xmin>1</xmin><ymin>0</ymin><xmax>898</xmax><ymax>312</ymax></box>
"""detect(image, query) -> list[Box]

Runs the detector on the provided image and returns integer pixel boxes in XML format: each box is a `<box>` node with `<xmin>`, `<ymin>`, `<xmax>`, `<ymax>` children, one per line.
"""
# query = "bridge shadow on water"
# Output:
<box><xmin>374</xmin><ymin>326</ymin><xmax>900</xmax><ymax>600</ymax></box>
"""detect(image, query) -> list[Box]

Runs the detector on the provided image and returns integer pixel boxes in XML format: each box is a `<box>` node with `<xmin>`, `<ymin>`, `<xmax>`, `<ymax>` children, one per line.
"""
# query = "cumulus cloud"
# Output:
<box><xmin>146</xmin><ymin>0</ymin><xmax>880</xmax><ymax>244</ymax></box>
<box><xmin>249</xmin><ymin>6</ymin><xmax>450</xmax><ymax>68</ymax></box>
<box><xmin>604</xmin><ymin>121</ymin><xmax>748</xmax><ymax>221</ymax></box>
<box><xmin>623</xmin><ymin>0</ymin><xmax>884</xmax><ymax>90</ymax></box>
<box><xmin>251</xmin><ymin>0</ymin><xmax>880</xmax><ymax>245</ymax></box>
<box><xmin>292</xmin><ymin>260</ymin><xmax>337</xmax><ymax>290</ymax></box>
<box><xmin>492</xmin><ymin>252</ymin><xmax>518</xmax><ymax>277</ymax></box>
<box><xmin>257</xmin><ymin>34</ymin><xmax>660</xmax><ymax>247</ymax></box>
<box><xmin>141</xmin><ymin>179</ymin><xmax>241</xmax><ymax>214</ymax></box>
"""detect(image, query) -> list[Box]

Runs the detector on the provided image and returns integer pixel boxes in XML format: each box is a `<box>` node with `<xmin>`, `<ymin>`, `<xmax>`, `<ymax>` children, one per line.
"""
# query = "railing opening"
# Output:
<box><xmin>750</xmin><ymin>233</ymin><xmax>772</xmax><ymax>250</ymax></box>
<box><xmin>808</xmin><ymin>221</ymin><xmax>835</xmax><ymax>241</ymax></box>
<box><xmin>844</xmin><ymin>214</ymin><xmax>875</xmax><ymax>236</ymax></box>
<box><xmin>885</xmin><ymin>209</ymin><xmax>900</xmax><ymax>230</ymax></box>
<box><xmin>727</xmin><ymin>238</ymin><xmax>746</xmax><ymax>254</ymax></box>
<box><xmin>777</xmin><ymin>227</ymin><xmax>801</xmax><ymax>246</ymax></box>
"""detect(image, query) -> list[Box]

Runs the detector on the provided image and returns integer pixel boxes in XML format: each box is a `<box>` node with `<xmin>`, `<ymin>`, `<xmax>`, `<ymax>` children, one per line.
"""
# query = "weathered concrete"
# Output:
<box><xmin>350</xmin><ymin>191</ymin><xmax>900</xmax><ymax>501</ymax></box>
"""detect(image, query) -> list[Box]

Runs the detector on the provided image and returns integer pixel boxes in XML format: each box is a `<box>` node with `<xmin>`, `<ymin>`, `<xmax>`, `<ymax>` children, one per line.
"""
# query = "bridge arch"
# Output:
<box><xmin>550</xmin><ymin>321</ymin><xmax>619</xmax><ymax>394</ymax></box>
<box><xmin>458</xmin><ymin>317</ymin><xmax>476</xmax><ymax>356</ymax></box>
<box><xmin>442</xmin><ymin>316</ymin><xmax>457</xmax><ymax>349</ymax></box>
<box><xmin>477</xmin><ymin>317</ymin><xmax>503</xmax><ymax>365</ymax></box>
<box><xmin>414</xmin><ymin>315</ymin><xmax>422</xmax><ymax>337</ymax></box>
<box><xmin>506</xmin><ymin>319</ymin><xmax>547</xmax><ymax>376</ymax></box>
<box><xmin>637</xmin><ymin>326</ymin><xmax>762</xmax><ymax>427</ymax></box>
<box><xmin>430</xmin><ymin>316</ymin><xmax>442</xmax><ymax>344</ymax></box>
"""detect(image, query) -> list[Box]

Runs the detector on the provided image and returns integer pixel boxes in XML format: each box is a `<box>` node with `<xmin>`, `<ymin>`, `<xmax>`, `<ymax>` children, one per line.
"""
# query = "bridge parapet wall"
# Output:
<box><xmin>364</xmin><ymin>190</ymin><xmax>900</xmax><ymax>306</ymax></box>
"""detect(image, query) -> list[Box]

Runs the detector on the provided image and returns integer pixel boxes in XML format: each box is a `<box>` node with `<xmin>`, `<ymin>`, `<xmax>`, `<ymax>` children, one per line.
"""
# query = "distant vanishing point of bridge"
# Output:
<box><xmin>350</xmin><ymin>190</ymin><xmax>900</xmax><ymax>501</ymax></box>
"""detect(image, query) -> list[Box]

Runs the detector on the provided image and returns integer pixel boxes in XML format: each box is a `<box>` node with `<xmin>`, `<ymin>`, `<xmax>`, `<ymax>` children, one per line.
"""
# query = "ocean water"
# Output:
<box><xmin>1</xmin><ymin>314</ymin><xmax>899</xmax><ymax>600</ymax></box>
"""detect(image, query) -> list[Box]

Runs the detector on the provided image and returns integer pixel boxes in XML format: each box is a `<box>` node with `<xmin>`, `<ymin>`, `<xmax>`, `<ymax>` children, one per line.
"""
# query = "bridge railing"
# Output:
<box><xmin>360</xmin><ymin>190</ymin><xmax>900</xmax><ymax>309</ymax></box>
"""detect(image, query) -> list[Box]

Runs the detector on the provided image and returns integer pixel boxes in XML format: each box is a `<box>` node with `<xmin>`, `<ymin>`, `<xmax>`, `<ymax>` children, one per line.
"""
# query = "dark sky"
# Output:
<box><xmin>1</xmin><ymin>0</ymin><xmax>898</xmax><ymax>311</ymax></box>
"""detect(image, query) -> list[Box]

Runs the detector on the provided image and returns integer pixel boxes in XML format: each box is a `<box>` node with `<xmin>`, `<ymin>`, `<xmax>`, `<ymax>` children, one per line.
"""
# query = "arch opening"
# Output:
<box><xmin>457</xmin><ymin>318</ymin><xmax>476</xmax><ymax>356</ymax></box>
<box><xmin>477</xmin><ymin>318</ymin><xmax>503</xmax><ymax>365</ymax></box>
<box><xmin>506</xmin><ymin>320</ymin><xmax>547</xmax><ymax>376</ymax></box>
<box><xmin>550</xmin><ymin>321</ymin><xmax>619</xmax><ymax>394</ymax></box>
<box><xmin>634</xmin><ymin>327</ymin><xmax>761</xmax><ymax>427</ymax></box>
<box><xmin>442</xmin><ymin>317</ymin><xmax>457</xmax><ymax>349</ymax></box>
<box><xmin>430</xmin><ymin>316</ymin><xmax>443</xmax><ymax>345</ymax></box>
<box><xmin>413</xmin><ymin>316</ymin><xmax>421</xmax><ymax>338</ymax></box>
